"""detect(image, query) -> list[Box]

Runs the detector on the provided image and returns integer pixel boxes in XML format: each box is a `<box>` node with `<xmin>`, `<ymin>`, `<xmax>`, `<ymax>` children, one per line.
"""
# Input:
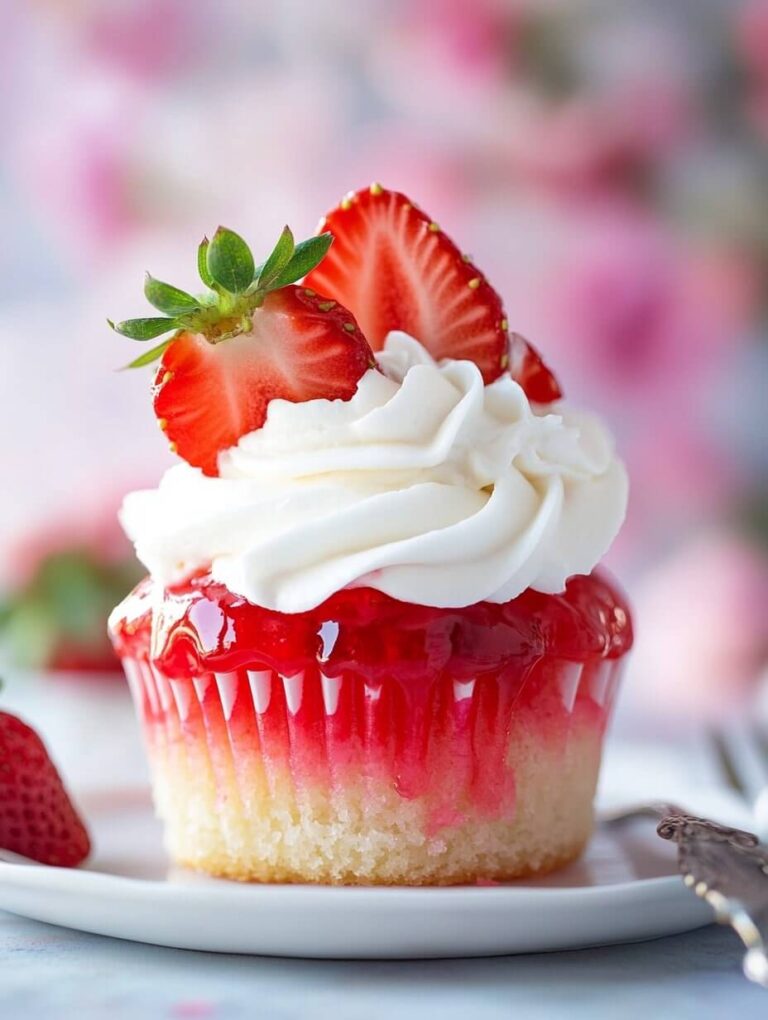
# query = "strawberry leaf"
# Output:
<box><xmin>108</xmin><ymin>317</ymin><xmax>178</xmax><ymax>340</ymax></box>
<box><xmin>256</xmin><ymin>226</ymin><xmax>295</xmax><ymax>289</ymax></box>
<box><xmin>122</xmin><ymin>338</ymin><xmax>175</xmax><ymax>369</ymax></box>
<box><xmin>197</xmin><ymin>237</ymin><xmax>215</xmax><ymax>288</ymax></box>
<box><xmin>206</xmin><ymin>227</ymin><xmax>255</xmax><ymax>294</ymax></box>
<box><xmin>268</xmin><ymin>233</ymin><xmax>334</xmax><ymax>290</ymax></box>
<box><xmin>144</xmin><ymin>276</ymin><xmax>202</xmax><ymax>316</ymax></box>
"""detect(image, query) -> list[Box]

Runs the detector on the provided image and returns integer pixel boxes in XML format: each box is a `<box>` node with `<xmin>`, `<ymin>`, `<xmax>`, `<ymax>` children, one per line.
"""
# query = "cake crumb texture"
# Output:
<box><xmin>146</xmin><ymin>712</ymin><xmax>603</xmax><ymax>885</ymax></box>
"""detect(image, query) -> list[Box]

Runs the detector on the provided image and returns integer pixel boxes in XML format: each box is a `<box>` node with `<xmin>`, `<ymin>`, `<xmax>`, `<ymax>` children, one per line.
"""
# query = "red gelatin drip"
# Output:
<box><xmin>111</xmin><ymin>571</ymin><xmax>632</xmax><ymax>682</ymax></box>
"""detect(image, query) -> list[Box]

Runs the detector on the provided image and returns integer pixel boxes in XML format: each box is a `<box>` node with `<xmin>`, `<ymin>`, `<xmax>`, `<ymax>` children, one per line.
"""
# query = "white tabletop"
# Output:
<box><xmin>0</xmin><ymin>674</ymin><xmax>766</xmax><ymax>1017</ymax></box>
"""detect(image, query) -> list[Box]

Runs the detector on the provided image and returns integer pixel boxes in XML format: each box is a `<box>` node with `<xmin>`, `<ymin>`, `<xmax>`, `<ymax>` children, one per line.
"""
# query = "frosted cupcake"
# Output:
<box><xmin>109</xmin><ymin>186</ymin><xmax>632</xmax><ymax>885</ymax></box>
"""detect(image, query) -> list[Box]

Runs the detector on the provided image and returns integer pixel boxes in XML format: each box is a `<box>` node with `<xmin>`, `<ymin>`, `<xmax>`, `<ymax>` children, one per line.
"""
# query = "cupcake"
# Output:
<box><xmin>109</xmin><ymin>185</ymin><xmax>632</xmax><ymax>885</ymax></box>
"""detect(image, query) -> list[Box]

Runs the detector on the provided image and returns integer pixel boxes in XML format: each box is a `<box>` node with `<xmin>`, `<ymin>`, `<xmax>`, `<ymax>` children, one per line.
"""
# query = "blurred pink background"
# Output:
<box><xmin>0</xmin><ymin>0</ymin><xmax>766</xmax><ymax>717</ymax></box>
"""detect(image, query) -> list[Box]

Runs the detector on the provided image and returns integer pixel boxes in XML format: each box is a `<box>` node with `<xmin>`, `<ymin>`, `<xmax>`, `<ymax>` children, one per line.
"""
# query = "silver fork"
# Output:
<box><xmin>605</xmin><ymin>801</ymin><xmax>768</xmax><ymax>987</ymax></box>
<box><xmin>604</xmin><ymin>723</ymin><xmax>768</xmax><ymax>988</ymax></box>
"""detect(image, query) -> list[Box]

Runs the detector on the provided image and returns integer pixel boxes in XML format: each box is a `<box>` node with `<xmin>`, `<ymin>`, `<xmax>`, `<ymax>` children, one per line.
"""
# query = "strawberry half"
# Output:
<box><xmin>0</xmin><ymin>710</ymin><xmax>90</xmax><ymax>866</ymax></box>
<box><xmin>110</xmin><ymin>224</ymin><xmax>374</xmax><ymax>475</ymax></box>
<box><xmin>153</xmin><ymin>287</ymin><xmax>373</xmax><ymax>476</ymax></box>
<box><xmin>305</xmin><ymin>184</ymin><xmax>561</xmax><ymax>400</ymax></box>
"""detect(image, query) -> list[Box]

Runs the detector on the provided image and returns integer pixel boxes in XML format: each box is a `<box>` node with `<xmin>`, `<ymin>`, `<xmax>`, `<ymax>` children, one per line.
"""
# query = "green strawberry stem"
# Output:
<box><xmin>109</xmin><ymin>226</ymin><xmax>334</xmax><ymax>364</ymax></box>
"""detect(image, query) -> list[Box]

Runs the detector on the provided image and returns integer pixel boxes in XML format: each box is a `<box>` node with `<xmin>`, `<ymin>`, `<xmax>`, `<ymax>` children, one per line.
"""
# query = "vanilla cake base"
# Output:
<box><xmin>147</xmin><ymin>723</ymin><xmax>603</xmax><ymax>886</ymax></box>
<box><xmin>124</xmin><ymin>660</ymin><xmax>620</xmax><ymax>886</ymax></box>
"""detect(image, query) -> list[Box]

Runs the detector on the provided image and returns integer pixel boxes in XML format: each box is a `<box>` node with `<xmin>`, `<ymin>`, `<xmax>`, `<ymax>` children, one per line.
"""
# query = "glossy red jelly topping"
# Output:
<box><xmin>110</xmin><ymin>570</ymin><xmax>632</xmax><ymax>683</ymax></box>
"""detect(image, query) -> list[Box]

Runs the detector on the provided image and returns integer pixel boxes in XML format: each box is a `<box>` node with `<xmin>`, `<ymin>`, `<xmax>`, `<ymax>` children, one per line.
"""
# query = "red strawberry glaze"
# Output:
<box><xmin>111</xmin><ymin>571</ymin><xmax>631</xmax><ymax>681</ymax></box>
<box><xmin>111</xmin><ymin>573</ymin><xmax>632</xmax><ymax>827</ymax></box>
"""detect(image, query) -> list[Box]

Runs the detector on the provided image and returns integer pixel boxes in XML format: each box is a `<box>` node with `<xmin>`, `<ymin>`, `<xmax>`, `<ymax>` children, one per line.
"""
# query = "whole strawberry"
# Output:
<box><xmin>0</xmin><ymin>711</ymin><xmax>90</xmax><ymax>866</ymax></box>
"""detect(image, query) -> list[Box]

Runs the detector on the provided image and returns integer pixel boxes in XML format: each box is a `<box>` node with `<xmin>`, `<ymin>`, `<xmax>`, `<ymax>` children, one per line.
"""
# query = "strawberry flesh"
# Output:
<box><xmin>0</xmin><ymin>711</ymin><xmax>90</xmax><ymax>866</ymax></box>
<box><xmin>508</xmin><ymin>332</ymin><xmax>564</xmax><ymax>405</ymax></box>
<box><xmin>305</xmin><ymin>186</ymin><xmax>562</xmax><ymax>398</ymax></box>
<box><xmin>153</xmin><ymin>285</ymin><xmax>374</xmax><ymax>476</ymax></box>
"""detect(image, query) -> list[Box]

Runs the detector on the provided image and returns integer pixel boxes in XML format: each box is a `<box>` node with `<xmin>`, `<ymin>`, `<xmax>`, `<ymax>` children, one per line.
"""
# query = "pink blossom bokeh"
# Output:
<box><xmin>627</xmin><ymin>532</ymin><xmax>768</xmax><ymax>722</ymax></box>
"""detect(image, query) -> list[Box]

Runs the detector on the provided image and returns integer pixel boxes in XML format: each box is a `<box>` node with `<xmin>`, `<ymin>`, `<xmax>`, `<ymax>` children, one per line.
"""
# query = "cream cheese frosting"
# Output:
<box><xmin>118</xmin><ymin>332</ymin><xmax>628</xmax><ymax>613</ymax></box>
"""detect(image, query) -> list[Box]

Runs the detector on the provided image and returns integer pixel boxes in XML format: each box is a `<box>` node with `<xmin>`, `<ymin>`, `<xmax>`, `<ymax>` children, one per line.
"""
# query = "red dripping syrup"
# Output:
<box><xmin>111</xmin><ymin>571</ymin><xmax>632</xmax><ymax>817</ymax></box>
<box><xmin>111</xmin><ymin>569</ymin><xmax>632</xmax><ymax>682</ymax></box>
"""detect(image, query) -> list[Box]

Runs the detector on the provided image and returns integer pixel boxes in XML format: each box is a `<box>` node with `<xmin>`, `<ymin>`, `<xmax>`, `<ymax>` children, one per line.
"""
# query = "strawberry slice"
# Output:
<box><xmin>507</xmin><ymin>331</ymin><xmax>563</xmax><ymax>405</ymax></box>
<box><xmin>111</xmin><ymin>224</ymin><xmax>375</xmax><ymax>476</ymax></box>
<box><xmin>305</xmin><ymin>185</ymin><xmax>561</xmax><ymax>399</ymax></box>
<box><xmin>0</xmin><ymin>710</ymin><xmax>90</xmax><ymax>866</ymax></box>
<box><xmin>153</xmin><ymin>286</ymin><xmax>373</xmax><ymax>475</ymax></box>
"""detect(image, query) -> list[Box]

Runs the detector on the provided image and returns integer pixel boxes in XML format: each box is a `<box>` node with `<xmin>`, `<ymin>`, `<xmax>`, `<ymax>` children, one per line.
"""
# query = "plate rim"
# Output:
<box><xmin>0</xmin><ymin>860</ymin><xmax>689</xmax><ymax>898</ymax></box>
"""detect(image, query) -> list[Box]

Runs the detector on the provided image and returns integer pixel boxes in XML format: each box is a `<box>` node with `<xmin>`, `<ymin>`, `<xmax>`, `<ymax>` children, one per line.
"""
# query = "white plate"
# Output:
<box><xmin>0</xmin><ymin>786</ymin><xmax>713</xmax><ymax>958</ymax></box>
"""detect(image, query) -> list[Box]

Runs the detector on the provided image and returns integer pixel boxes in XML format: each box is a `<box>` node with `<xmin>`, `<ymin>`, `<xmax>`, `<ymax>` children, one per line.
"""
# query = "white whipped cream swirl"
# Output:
<box><xmin>119</xmin><ymin>333</ymin><xmax>628</xmax><ymax>613</ymax></box>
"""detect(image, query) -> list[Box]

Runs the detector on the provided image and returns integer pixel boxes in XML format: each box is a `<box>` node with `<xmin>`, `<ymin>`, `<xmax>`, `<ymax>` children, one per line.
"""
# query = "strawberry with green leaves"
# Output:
<box><xmin>112</xmin><ymin>190</ymin><xmax>561</xmax><ymax>474</ymax></box>
<box><xmin>111</xmin><ymin>226</ymin><xmax>374</xmax><ymax>475</ymax></box>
